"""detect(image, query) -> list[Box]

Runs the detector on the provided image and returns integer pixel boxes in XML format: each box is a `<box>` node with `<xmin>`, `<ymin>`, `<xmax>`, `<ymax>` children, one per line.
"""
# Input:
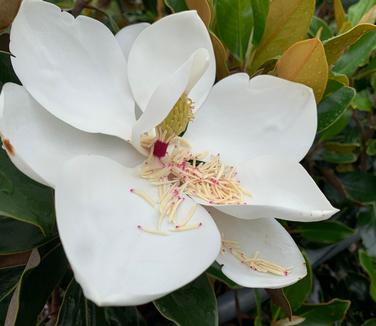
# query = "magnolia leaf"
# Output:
<box><xmin>334</xmin><ymin>0</ymin><xmax>348</xmax><ymax>32</ymax></box>
<box><xmin>352</xmin><ymin>89</ymin><xmax>373</xmax><ymax>112</ymax></box>
<box><xmin>210</xmin><ymin>31</ymin><xmax>230</xmax><ymax>80</ymax></box>
<box><xmin>329</xmin><ymin>71</ymin><xmax>349</xmax><ymax>86</ymax></box>
<box><xmin>56</xmin><ymin>280</ymin><xmax>146</xmax><ymax>325</ymax></box>
<box><xmin>319</xmin><ymin>110</ymin><xmax>351</xmax><ymax>141</ymax></box>
<box><xmin>276</xmin><ymin>38</ymin><xmax>328</xmax><ymax>102</ymax></box>
<box><xmin>206</xmin><ymin>262</ymin><xmax>239</xmax><ymax>289</ymax></box>
<box><xmin>0</xmin><ymin>266</ymin><xmax>24</xmax><ymax>302</ymax></box>
<box><xmin>271</xmin><ymin>316</ymin><xmax>306</xmax><ymax>326</ymax></box>
<box><xmin>213</xmin><ymin>0</ymin><xmax>253</xmax><ymax>62</ymax></box>
<box><xmin>5</xmin><ymin>244</ymin><xmax>68</xmax><ymax>326</ymax></box>
<box><xmin>0</xmin><ymin>216</ymin><xmax>54</xmax><ymax>254</ymax></box>
<box><xmin>266</xmin><ymin>289</ymin><xmax>292</xmax><ymax>321</ymax></box>
<box><xmin>359</xmin><ymin>249</ymin><xmax>376</xmax><ymax>302</ymax></box>
<box><xmin>186</xmin><ymin>0</ymin><xmax>211</xmax><ymax>27</ymax></box>
<box><xmin>360</xmin><ymin>5</ymin><xmax>376</xmax><ymax>24</ymax></box>
<box><xmin>0</xmin><ymin>51</ymin><xmax>19</xmax><ymax>85</ymax></box>
<box><xmin>348</xmin><ymin>0</ymin><xmax>376</xmax><ymax>25</ymax></box>
<box><xmin>0</xmin><ymin>147</ymin><xmax>55</xmax><ymax>236</ymax></box>
<box><xmin>250</xmin><ymin>0</ymin><xmax>269</xmax><ymax>46</ymax></box>
<box><xmin>0</xmin><ymin>0</ymin><xmax>21</xmax><ymax>30</ymax></box>
<box><xmin>340</xmin><ymin>172</ymin><xmax>376</xmax><ymax>204</ymax></box>
<box><xmin>248</xmin><ymin>0</ymin><xmax>315</xmax><ymax>73</ymax></box>
<box><xmin>334</xmin><ymin>30</ymin><xmax>376</xmax><ymax>76</ymax></box>
<box><xmin>164</xmin><ymin>0</ymin><xmax>188</xmax><ymax>12</ymax></box>
<box><xmin>324</xmin><ymin>23</ymin><xmax>376</xmax><ymax>65</ymax></box>
<box><xmin>295</xmin><ymin>299</ymin><xmax>350</xmax><ymax>325</ymax></box>
<box><xmin>362</xmin><ymin>319</ymin><xmax>376</xmax><ymax>326</ymax></box>
<box><xmin>154</xmin><ymin>273</ymin><xmax>218</xmax><ymax>326</ymax></box>
<box><xmin>317</xmin><ymin>85</ymin><xmax>355</xmax><ymax>133</ymax></box>
<box><xmin>309</xmin><ymin>16</ymin><xmax>333</xmax><ymax>41</ymax></box>
<box><xmin>294</xmin><ymin>221</ymin><xmax>354</xmax><ymax>244</ymax></box>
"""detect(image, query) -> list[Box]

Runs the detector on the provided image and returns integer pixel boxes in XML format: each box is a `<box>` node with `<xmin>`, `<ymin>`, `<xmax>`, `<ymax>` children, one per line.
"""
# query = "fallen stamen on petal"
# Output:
<box><xmin>221</xmin><ymin>238</ymin><xmax>291</xmax><ymax>276</ymax></box>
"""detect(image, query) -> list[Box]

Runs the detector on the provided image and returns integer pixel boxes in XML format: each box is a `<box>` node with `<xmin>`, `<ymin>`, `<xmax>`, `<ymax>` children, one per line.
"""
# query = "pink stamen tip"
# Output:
<box><xmin>175</xmin><ymin>225</ymin><xmax>180</xmax><ymax>229</ymax></box>
<box><xmin>129</xmin><ymin>188</ymin><xmax>134</xmax><ymax>192</ymax></box>
<box><xmin>199</xmin><ymin>222</ymin><xmax>203</xmax><ymax>227</ymax></box>
<box><xmin>284</xmin><ymin>271</ymin><xmax>288</xmax><ymax>276</ymax></box>
<box><xmin>137</xmin><ymin>225</ymin><xmax>142</xmax><ymax>229</ymax></box>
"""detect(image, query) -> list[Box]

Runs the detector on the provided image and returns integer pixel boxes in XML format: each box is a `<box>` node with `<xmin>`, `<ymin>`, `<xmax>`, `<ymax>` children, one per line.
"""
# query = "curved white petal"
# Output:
<box><xmin>195</xmin><ymin>156</ymin><xmax>338</xmax><ymax>222</ymax></box>
<box><xmin>10</xmin><ymin>0</ymin><xmax>135</xmax><ymax>140</ymax></box>
<box><xmin>209</xmin><ymin>208</ymin><xmax>307</xmax><ymax>288</ymax></box>
<box><xmin>131</xmin><ymin>48</ymin><xmax>209</xmax><ymax>153</ymax></box>
<box><xmin>55</xmin><ymin>155</ymin><xmax>221</xmax><ymax>306</ymax></box>
<box><xmin>0</xmin><ymin>83</ymin><xmax>143</xmax><ymax>187</ymax></box>
<box><xmin>128</xmin><ymin>11</ymin><xmax>215</xmax><ymax>112</ymax></box>
<box><xmin>184</xmin><ymin>74</ymin><xmax>317</xmax><ymax>164</ymax></box>
<box><xmin>115</xmin><ymin>23</ymin><xmax>150</xmax><ymax>61</ymax></box>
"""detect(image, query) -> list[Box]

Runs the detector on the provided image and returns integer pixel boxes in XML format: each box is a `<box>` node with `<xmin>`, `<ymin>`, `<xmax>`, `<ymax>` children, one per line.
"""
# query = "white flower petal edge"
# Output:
<box><xmin>55</xmin><ymin>155</ymin><xmax>221</xmax><ymax>306</ymax></box>
<box><xmin>132</xmin><ymin>48</ymin><xmax>210</xmax><ymax>152</ymax></box>
<box><xmin>0</xmin><ymin>83</ymin><xmax>143</xmax><ymax>187</ymax></box>
<box><xmin>209</xmin><ymin>208</ymin><xmax>307</xmax><ymax>288</ymax></box>
<box><xmin>184</xmin><ymin>73</ymin><xmax>317</xmax><ymax>165</ymax></box>
<box><xmin>10</xmin><ymin>0</ymin><xmax>135</xmax><ymax>140</ymax></box>
<box><xmin>195</xmin><ymin>156</ymin><xmax>338</xmax><ymax>222</ymax></box>
<box><xmin>128</xmin><ymin>11</ymin><xmax>215</xmax><ymax>112</ymax></box>
<box><xmin>115</xmin><ymin>23</ymin><xmax>150</xmax><ymax>61</ymax></box>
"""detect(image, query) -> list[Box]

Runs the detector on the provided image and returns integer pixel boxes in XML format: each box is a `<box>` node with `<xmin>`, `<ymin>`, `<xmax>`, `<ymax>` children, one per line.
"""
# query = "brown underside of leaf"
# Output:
<box><xmin>210</xmin><ymin>31</ymin><xmax>230</xmax><ymax>80</ymax></box>
<box><xmin>0</xmin><ymin>0</ymin><xmax>22</xmax><ymax>30</ymax></box>
<box><xmin>186</xmin><ymin>0</ymin><xmax>212</xmax><ymax>27</ymax></box>
<box><xmin>276</xmin><ymin>38</ymin><xmax>328</xmax><ymax>102</ymax></box>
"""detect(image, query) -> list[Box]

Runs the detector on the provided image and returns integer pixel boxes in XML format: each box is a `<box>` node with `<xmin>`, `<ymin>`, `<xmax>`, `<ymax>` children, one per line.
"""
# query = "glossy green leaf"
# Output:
<box><xmin>358</xmin><ymin>206</ymin><xmax>376</xmax><ymax>258</ymax></box>
<box><xmin>206</xmin><ymin>262</ymin><xmax>239</xmax><ymax>289</ymax></box>
<box><xmin>309</xmin><ymin>16</ymin><xmax>334</xmax><ymax>41</ymax></box>
<box><xmin>359</xmin><ymin>249</ymin><xmax>376</xmax><ymax>302</ymax></box>
<box><xmin>352</xmin><ymin>89</ymin><xmax>373</xmax><ymax>112</ymax></box>
<box><xmin>7</xmin><ymin>244</ymin><xmax>68</xmax><ymax>326</ymax></box>
<box><xmin>283</xmin><ymin>254</ymin><xmax>312</xmax><ymax>311</ymax></box>
<box><xmin>164</xmin><ymin>0</ymin><xmax>188</xmax><ymax>12</ymax></box>
<box><xmin>333</xmin><ymin>30</ymin><xmax>376</xmax><ymax>76</ymax></box>
<box><xmin>0</xmin><ymin>216</ymin><xmax>53</xmax><ymax>254</ymax></box>
<box><xmin>0</xmin><ymin>293</ymin><xmax>12</xmax><ymax>326</ymax></box>
<box><xmin>340</xmin><ymin>172</ymin><xmax>376</xmax><ymax>204</ymax></box>
<box><xmin>0</xmin><ymin>148</ymin><xmax>55</xmax><ymax>236</ymax></box>
<box><xmin>321</xmin><ymin>149</ymin><xmax>358</xmax><ymax>164</ymax></box>
<box><xmin>320</xmin><ymin>110</ymin><xmax>352</xmax><ymax>141</ymax></box>
<box><xmin>56</xmin><ymin>279</ymin><xmax>146</xmax><ymax>326</ymax></box>
<box><xmin>154</xmin><ymin>273</ymin><xmax>217</xmax><ymax>326</ymax></box>
<box><xmin>317</xmin><ymin>86</ymin><xmax>355</xmax><ymax>133</ymax></box>
<box><xmin>213</xmin><ymin>0</ymin><xmax>253</xmax><ymax>62</ymax></box>
<box><xmin>0</xmin><ymin>266</ymin><xmax>23</xmax><ymax>301</ymax></box>
<box><xmin>294</xmin><ymin>221</ymin><xmax>354</xmax><ymax>244</ymax></box>
<box><xmin>250</xmin><ymin>0</ymin><xmax>268</xmax><ymax>46</ymax></box>
<box><xmin>348</xmin><ymin>0</ymin><xmax>376</xmax><ymax>25</ymax></box>
<box><xmin>324</xmin><ymin>23</ymin><xmax>376</xmax><ymax>65</ymax></box>
<box><xmin>362</xmin><ymin>318</ymin><xmax>376</xmax><ymax>326</ymax></box>
<box><xmin>367</xmin><ymin>139</ymin><xmax>376</xmax><ymax>156</ymax></box>
<box><xmin>295</xmin><ymin>299</ymin><xmax>350</xmax><ymax>325</ymax></box>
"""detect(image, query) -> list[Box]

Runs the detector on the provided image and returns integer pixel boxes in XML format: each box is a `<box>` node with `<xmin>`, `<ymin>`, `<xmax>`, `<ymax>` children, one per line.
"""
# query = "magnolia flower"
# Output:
<box><xmin>0</xmin><ymin>0</ymin><xmax>338</xmax><ymax>306</ymax></box>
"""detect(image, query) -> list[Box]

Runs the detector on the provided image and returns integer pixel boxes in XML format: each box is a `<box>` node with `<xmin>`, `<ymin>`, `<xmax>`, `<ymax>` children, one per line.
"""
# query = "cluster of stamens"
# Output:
<box><xmin>221</xmin><ymin>239</ymin><xmax>291</xmax><ymax>276</ymax></box>
<box><xmin>130</xmin><ymin>94</ymin><xmax>291</xmax><ymax>276</ymax></box>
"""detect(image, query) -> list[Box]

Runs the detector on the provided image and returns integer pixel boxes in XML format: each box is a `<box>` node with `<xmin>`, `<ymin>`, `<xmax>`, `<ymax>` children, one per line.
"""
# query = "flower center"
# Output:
<box><xmin>131</xmin><ymin>94</ymin><xmax>290</xmax><ymax>276</ymax></box>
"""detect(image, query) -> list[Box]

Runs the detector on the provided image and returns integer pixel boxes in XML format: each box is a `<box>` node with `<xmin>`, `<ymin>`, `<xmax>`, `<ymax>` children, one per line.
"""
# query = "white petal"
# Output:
<box><xmin>202</xmin><ymin>156</ymin><xmax>338</xmax><ymax>222</ymax></box>
<box><xmin>184</xmin><ymin>74</ymin><xmax>317</xmax><ymax>164</ymax></box>
<box><xmin>210</xmin><ymin>208</ymin><xmax>307</xmax><ymax>288</ymax></box>
<box><xmin>115</xmin><ymin>23</ymin><xmax>150</xmax><ymax>61</ymax></box>
<box><xmin>0</xmin><ymin>83</ymin><xmax>143</xmax><ymax>187</ymax></box>
<box><xmin>128</xmin><ymin>11</ymin><xmax>215</xmax><ymax>112</ymax></box>
<box><xmin>10</xmin><ymin>0</ymin><xmax>135</xmax><ymax>140</ymax></box>
<box><xmin>131</xmin><ymin>48</ymin><xmax>209</xmax><ymax>152</ymax></box>
<box><xmin>55</xmin><ymin>155</ymin><xmax>221</xmax><ymax>306</ymax></box>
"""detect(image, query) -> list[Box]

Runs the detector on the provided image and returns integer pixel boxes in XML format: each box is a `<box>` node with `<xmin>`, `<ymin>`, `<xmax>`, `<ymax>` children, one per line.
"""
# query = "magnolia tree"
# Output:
<box><xmin>0</xmin><ymin>0</ymin><xmax>375</xmax><ymax>325</ymax></box>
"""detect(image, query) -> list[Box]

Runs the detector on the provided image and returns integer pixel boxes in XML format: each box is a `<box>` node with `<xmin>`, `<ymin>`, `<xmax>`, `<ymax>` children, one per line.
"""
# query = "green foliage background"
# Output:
<box><xmin>1</xmin><ymin>0</ymin><xmax>376</xmax><ymax>325</ymax></box>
